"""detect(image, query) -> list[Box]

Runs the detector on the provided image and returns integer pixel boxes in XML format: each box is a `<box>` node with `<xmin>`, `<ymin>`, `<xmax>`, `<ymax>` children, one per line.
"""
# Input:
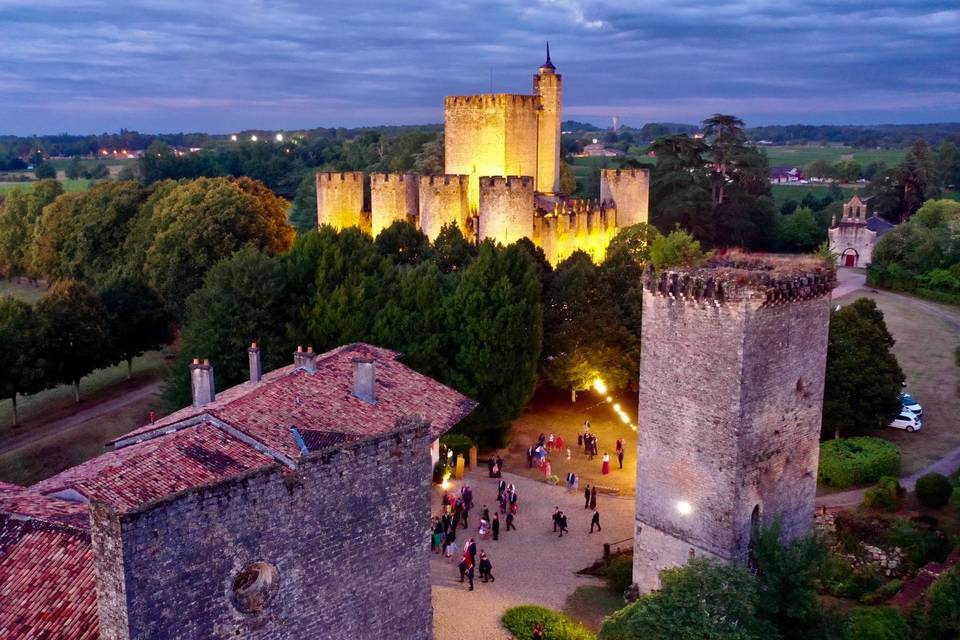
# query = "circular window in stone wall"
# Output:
<box><xmin>230</xmin><ymin>561</ymin><xmax>280</xmax><ymax>614</ymax></box>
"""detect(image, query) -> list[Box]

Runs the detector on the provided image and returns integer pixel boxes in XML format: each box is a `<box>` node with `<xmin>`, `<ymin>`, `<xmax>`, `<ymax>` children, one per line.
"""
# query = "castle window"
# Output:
<box><xmin>230</xmin><ymin>561</ymin><xmax>280</xmax><ymax>614</ymax></box>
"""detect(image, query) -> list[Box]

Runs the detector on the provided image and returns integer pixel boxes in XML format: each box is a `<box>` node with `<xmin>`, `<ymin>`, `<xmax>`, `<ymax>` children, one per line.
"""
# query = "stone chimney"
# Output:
<box><xmin>189</xmin><ymin>358</ymin><xmax>215</xmax><ymax>407</ymax></box>
<box><xmin>248</xmin><ymin>342</ymin><xmax>262</xmax><ymax>383</ymax></box>
<box><xmin>352</xmin><ymin>356</ymin><xmax>376</xmax><ymax>404</ymax></box>
<box><xmin>293</xmin><ymin>345</ymin><xmax>317</xmax><ymax>372</ymax></box>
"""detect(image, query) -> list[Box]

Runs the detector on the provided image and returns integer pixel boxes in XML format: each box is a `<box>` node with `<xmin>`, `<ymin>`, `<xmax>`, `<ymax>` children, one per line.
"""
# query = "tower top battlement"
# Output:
<box><xmin>318</xmin><ymin>171</ymin><xmax>363</xmax><ymax>182</ymax></box>
<box><xmin>642</xmin><ymin>254</ymin><xmax>835</xmax><ymax>306</ymax></box>
<box><xmin>418</xmin><ymin>174</ymin><xmax>469</xmax><ymax>187</ymax></box>
<box><xmin>444</xmin><ymin>94</ymin><xmax>540</xmax><ymax>108</ymax></box>
<box><xmin>480</xmin><ymin>175</ymin><xmax>535</xmax><ymax>189</ymax></box>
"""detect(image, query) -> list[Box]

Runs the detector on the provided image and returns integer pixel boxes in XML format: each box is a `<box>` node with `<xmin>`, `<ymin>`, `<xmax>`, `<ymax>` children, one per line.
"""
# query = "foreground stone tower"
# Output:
<box><xmin>633</xmin><ymin>255</ymin><xmax>835</xmax><ymax>592</ymax></box>
<box><xmin>600</xmin><ymin>168</ymin><xmax>650</xmax><ymax>228</ymax></box>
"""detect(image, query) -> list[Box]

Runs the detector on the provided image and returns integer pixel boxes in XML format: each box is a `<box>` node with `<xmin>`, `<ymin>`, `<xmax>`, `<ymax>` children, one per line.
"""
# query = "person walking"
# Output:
<box><xmin>602</xmin><ymin>452</ymin><xmax>610</xmax><ymax>475</ymax></box>
<box><xmin>492</xmin><ymin>513</ymin><xmax>500</xmax><ymax>541</ymax></box>
<box><xmin>584</xmin><ymin>485</ymin><xmax>591</xmax><ymax>509</ymax></box>
<box><xmin>590</xmin><ymin>509</ymin><xmax>602</xmax><ymax>533</ymax></box>
<box><xmin>552</xmin><ymin>506</ymin><xmax>560</xmax><ymax>532</ymax></box>
<box><xmin>466</xmin><ymin>562</ymin><xmax>475</xmax><ymax>591</ymax></box>
<box><xmin>506</xmin><ymin>511</ymin><xmax>516</xmax><ymax>531</ymax></box>
<box><xmin>590</xmin><ymin>485</ymin><xmax>598</xmax><ymax>510</ymax></box>
<box><xmin>467</xmin><ymin>537</ymin><xmax>477</xmax><ymax>565</ymax></box>
<box><xmin>479</xmin><ymin>552</ymin><xmax>495</xmax><ymax>583</ymax></box>
<box><xmin>618</xmin><ymin>447</ymin><xmax>624</xmax><ymax>470</ymax></box>
<box><xmin>496</xmin><ymin>455</ymin><xmax>504</xmax><ymax>476</ymax></box>
<box><xmin>487</xmin><ymin>456</ymin><xmax>495</xmax><ymax>478</ymax></box>
<box><xmin>527</xmin><ymin>446</ymin><xmax>534</xmax><ymax>468</ymax></box>
<box><xmin>558</xmin><ymin>511</ymin><xmax>568</xmax><ymax>537</ymax></box>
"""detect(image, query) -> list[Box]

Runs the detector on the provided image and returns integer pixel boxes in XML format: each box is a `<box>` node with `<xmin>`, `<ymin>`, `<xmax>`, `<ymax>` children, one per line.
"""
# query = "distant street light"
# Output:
<box><xmin>250</xmin><ymin>135</ymin><xmax>258</xmax><ymax>142</ymax></box>
<box><xmin>275</xmin><ymin>133</ymin><xmax>284</xmax><ymax>142</ymax></box>
<box><xmin>230</xmin><ymin>134</ymin><xmax>238</xmax><ymax>141</ymax></box>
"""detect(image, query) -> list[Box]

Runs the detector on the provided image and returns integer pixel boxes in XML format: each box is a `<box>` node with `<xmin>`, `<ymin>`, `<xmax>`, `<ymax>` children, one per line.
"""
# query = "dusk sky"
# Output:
<box><xmin>1</xmin><ymin>0</ymin><xmax>958</xmax><ymax>135</ymax></box>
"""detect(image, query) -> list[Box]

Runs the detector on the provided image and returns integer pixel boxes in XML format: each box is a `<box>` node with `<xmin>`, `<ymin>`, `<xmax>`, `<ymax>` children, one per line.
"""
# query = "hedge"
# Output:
<box><xmin>848</xmin><ymin>606</ymin><xmax>909</xmax><ymax>640</ymax></box>
<box><xmin>818</xmin><ymin>437</ymin><xmax>901</xmax><ymax>489</ymax></box>
<box><xmin>863</xmin><ymin>476</ymin><xmax>901</xmax><ymax>511</ymax></box>
<box><xmin>607</xmin><ymin>555</ymin><xmax>633</xmax><ymax>595</ymax></box>
<box><xmin>502</xmin><ymin>606</ymin><xmax>595</xmax><ymax>640</ymax></box>
<box><xmin>922</xmin><ymin>566</ymin><xmax>960</xmax><ymax>639</ymax></box>
<box><xmin>915</xmin><ymin>472</ymin><xmax>953</xmax><ymax>509</ymax></box>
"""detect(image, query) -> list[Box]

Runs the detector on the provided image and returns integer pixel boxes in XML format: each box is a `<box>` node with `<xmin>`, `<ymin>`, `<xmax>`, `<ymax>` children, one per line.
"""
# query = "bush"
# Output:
<box><xmin>861</xmin><ymin>580</ymin><xmax>903</xmax><ymax>605</ymax></box>
<box><xmin>863</xmin><ymin>476</ymin><xmax>902</xmax><ymax>511</ymax></box>
<box><xmin>502</xmin><ymin>605</ymin><xmax>595</xmax><ymax>640</ymax></box>
<box><xmin>921</xmin><ymin>566</ymin><xmax>960</xmax><ymax>639</ymax></box>
<box><xmin>915</xmin><ymin>472</ymin><xmax>953</xmax><ymax>509</ymax></box>
<box><xmin>607</xmin><ymin>555</ymin><xmax>633</xmax><ymax>595</ymax></box>
<box><xmin>848</xmin><ymin>606</ymin><xmax>909</xmax><ymax>640</ymax></box>
<box><xmin>439</xmin><ymin>433</ymin><xmax>475</xmax><ymax>464</ymax></box>
<box><xmin>818</xmin><ymin>437</ymin><xmax>901</xmax><ymax>489</ymax></box>
<box><xmin>881</xmin><ymin>518</ymin><xmax>951</xmax><ymax>570</ymax></box>
<box><xmin>815</xmin><ymin>553</ymin><xmax>855</xmax><ymax>595</ymax></box>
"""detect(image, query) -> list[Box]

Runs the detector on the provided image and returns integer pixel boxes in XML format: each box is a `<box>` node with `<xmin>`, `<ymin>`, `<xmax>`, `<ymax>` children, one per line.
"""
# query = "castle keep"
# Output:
<box><xmin>316</xmin><ymin>48</ymin><xmax>649</xmax><ymax>265</ymax></box>
<box><xmin>633</xmin><ymin>255</ymin><xmax>835</xmax><ymax>592</ymax></box>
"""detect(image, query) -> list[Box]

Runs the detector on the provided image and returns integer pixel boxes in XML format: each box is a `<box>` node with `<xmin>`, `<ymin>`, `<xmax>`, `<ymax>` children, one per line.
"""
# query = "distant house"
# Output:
<box><xmin>769</xmin><ymin>166</ymin><xmax>803</xmax><ymax>183</ymax></box>
<box><xmin>828</xmin><ymin>194</ymin><xmax>895</xmax><ymax>267</ymax></box>
<box><xmin>579</xmin><ymin>142</ymin><xmax>623</xmax><ymax>157</ymax></box>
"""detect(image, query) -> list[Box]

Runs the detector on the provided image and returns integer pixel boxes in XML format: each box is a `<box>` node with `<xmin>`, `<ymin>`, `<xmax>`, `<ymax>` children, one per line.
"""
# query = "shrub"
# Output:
<box><xmin>439</xmin><ymin>433</ymin><xmax>475</xmax><ymax>464</ymax></box>
<box><xmin>503</xmin><ymin>605</ymin><xmax>595</xmax><ymax>640</ymax></box>
<box><xmin>607</xmin><ymin>555</ymin><xmax>633</xmax><ymax>595</ymax></box>
<box><xmin>848</xmin><ymin>606</ymin><xmax>909</xmax><ymax>640</ymax></box>
<box><xmin>863</xmin><ymin>476</ymin><xmax>902</xmax><ymax>511</ymax></box>
<box><xmin>915</xmin><ymin>473</ymin><xmax>953</xmax><ymax>509</ymax></box>
<box><xmin>921</xmin><ymin>566</ymin><xmax>960</xmax><ymax>639</ymax></box>
<box><xmin>818</xmin><ymin>437</ymin><xmax>901</xmax><ymax>489</ymax></box>
<box><xmin>881</xmin><ymin>518</ymin><xmax>950</xmax><ymax>570</ymax></box>
<box><xmin>861</xmin><ymin>580</ymin><xmax>903</xmax><ymax>605</ymax></box>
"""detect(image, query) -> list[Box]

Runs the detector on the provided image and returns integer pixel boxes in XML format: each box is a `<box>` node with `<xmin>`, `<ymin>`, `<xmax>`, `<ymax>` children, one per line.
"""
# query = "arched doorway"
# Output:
<box><xmin>840</xmin><ymin>248</ymin><xmax>859</xmax><ymax>268</ymax></box>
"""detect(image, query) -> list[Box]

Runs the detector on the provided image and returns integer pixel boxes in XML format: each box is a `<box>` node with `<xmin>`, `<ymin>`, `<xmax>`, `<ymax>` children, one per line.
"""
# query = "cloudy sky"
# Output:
<box><xmin>1</xmin><ymin>0</ymin><xmax>958</xmax><ymax>135</ymax></box>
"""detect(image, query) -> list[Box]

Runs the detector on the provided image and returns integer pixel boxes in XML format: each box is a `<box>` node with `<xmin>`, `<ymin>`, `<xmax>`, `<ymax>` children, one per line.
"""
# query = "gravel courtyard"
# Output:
<box><xmin>431</xmin><ymin>468</ymin><xmax>635</xmax><ymax>640</ymax></box>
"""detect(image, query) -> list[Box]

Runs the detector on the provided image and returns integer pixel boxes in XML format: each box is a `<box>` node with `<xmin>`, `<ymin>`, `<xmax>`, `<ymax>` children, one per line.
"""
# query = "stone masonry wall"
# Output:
<box><xmin>533</xmin><ymin>205</ymin><xmax>617</xmax><ymax>266</ymax></box>
<box><xmin>371</xmin><ymin>173</ymin><xmax>419</xmax><ymax>237</ymax></box>
<box><xmin>600</xmin><ymin>168</ymin><xmax>649</xmax><ymax>228</ymax></box>
<box><xmin>91</xmin><ymin>422</ymin><xmax>434</xmax><ymax>640</ymax></box>
<box><xmin>316</xmin><ymin>171</ymin><xmax>364</xmax><ymax>231</ymax></box>
<box><xmin>418</xmin><ymin>175</ymin><xmax>469</xmax><ymax>241</ymax></box>
<box><xmin>533</xmin><ymin>71</ymin><xmax>561</xmax><ymax>195</ymax></box>
<box><xmin>444</xmin><ymin>95</ymin><xmax>540</xmax><ymax>213</ymax></box>
<box><xmin>478</xmin><ymin>176</ymin><xmax>535</xmax><ymax>246</ymax></box>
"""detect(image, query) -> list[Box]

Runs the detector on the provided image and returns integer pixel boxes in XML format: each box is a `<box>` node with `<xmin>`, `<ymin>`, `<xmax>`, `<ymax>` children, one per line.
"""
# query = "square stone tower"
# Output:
<box><xmin>633</xmin><ymin>255</ymin><xmax>835</xmax><ymax>592</ymax></box>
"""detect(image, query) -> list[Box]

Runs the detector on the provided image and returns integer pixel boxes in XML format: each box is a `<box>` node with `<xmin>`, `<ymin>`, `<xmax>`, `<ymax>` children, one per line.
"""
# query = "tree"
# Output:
<box><xmin>445</xmin><ymin>241</ymin><xmax>543</xmax><ymax>442</ymax></box>
<box><xmin>805</xmin><ymin>160</ymin><xmax>836</xmax><ymax>180</ymax></box>
<box><xmin>65</xmin><ymin>157</ymin><xmax>84</xmax><ymax>180</ymax></box>
<box><xmin>822</xmin><ymin>298</ymin><xmax>904</xmax><ymax>439</ymax></box>
<box><xmin>922</xmin><ymin>565</ymin><xmax>960</xmax><ymax>639</ymax></box>
<box><xmin>86</xmin><ymin>163</ymin><xmax>110</xmax><ymax>179</ymax></box>
<box><xmin>703</xmin><ymin>114</ymin><xmax>746</xmax><ymax>207</ymax></box>
<box><xmin>35</xmin><ymin>281</ymin><xmax>112</xmax><ymax>403</ymax></box>
<box><xmin>0</xmin><ymin>181</ymin><xmax>63</xmax><ymax>276</ymax></box>
<box><xmin>598</xmin><ymin>558</ymin><xmax>774</xmax><ymax>640</ymax></box>
<box><xmin>289</xmin><ymin>169</ymin><xmax>318</xmax><ymax>233</ymax></box>
<box><xmin>559</xmin><ymin>161</ymin><xmax>577</xmax><ymax>195</ymax></box>
<box><xmin>28</xmin><ymin>192</ymin><xmax>83</xmax><ymax>280</ymax></box>
<box><xmin>99</xmin><ymin>276</ymin><xmax>175</xmax><ymax>379</ymax></box>
<box><xmin>34</xmin><ymin>162</ymin><xmax>55</xmax><ymax>179</ymax></box>
<box><xmin>374</xmin><ymin>220</ymin><xmax>432</xmax><ymax>266</ymax></box>
<box><xmin>411</xmin><ymin>134</ymin><xmax>444</xmax><ymax>175</ymax></box>
<box><xmin>649</xmin><ymin>228</ymin><xmax>708</xmax><ymax>269</ymax></box>
<box><xmin>0</xmin><ymin>297</ymin><xmax>45</xmax><ymax>426</ymax></box>
<box><xmin>143</xmin><ymin>177</ymin><xmax>295</xmax><ymax>315</ymax></box>
<box><xmin>432</xmin><ymin>223</ymin><xmax>476</xmax><ymax>273</ymax></box>
<box><xmin>937</xmin><ymin>140</ymin><xmax>960</xmax><ymax>188</ymax></box>
<box><xmin>607</xmin><ymin>222</ymin><xmax>662</xmax><ymax>262</ymax></box>
<box><xmin>776</xmin><ymin>207</ymin><xmax>822</xmax><ymax>252</ymax></box>
<box><xmin>167</xmin><ymin>248</ymin><xmax>288</xmax><ymax>409</ymax></box>
<box><xmin>541</xmin><ymin>251</ymin><xmax>637</xmax><ymax>399</ymax></box>
<box><xmin>648</xmin><ymin>135</ymin><xmax>712</xmax><ymax>241</ymax></box>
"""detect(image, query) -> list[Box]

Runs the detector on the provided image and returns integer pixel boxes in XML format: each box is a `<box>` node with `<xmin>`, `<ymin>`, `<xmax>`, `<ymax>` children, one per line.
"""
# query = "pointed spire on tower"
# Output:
<box><xmin>541</xmin><ymin>41</ymin><xmax>556</xmax><ymax>70</ymax></box>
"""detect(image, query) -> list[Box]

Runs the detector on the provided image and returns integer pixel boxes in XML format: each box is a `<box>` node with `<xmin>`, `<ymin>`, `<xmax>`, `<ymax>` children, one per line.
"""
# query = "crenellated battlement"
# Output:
<box><xmin>533</xmin><ymin>199</ymin><xmax>618</xmax><ymax>264</ymax></box>
<box><xmin>318</xmin><ymin>171</ymin><xmax>364</xmax><ymax>182</ymax></box>
<box><xmin>604</xmin><ymin>168</ymin><xmax>648</xmax><ymax>180</ymax></box>
<box><xmin>370</xmin><ymin>172</ymin><xmax>415</xmax><ymax>185</ymax></box>
<box><xmin>480</xmin><ymin>175</ymin><xmax>535</xmax><ymax>189</ymax></box>
<box><xmin>445</xmin><ymin>94</ymin><xmax>541</xmax><ymax>108</ymax></box>
<box><xmin>370</xmin><ymin>173</ymin><xmax>418</xmax><ymax>236</ymax></box>
<box><xmin>600</xmin><ymin>167</ymin><xmax>650</xmax><ymax>227</ymax></box>
<box><xmin>418</xmin><ymin>174</ymin><xmax>469</xmax><ymax>187</ymax></box>
<box><xmin>641</xmin><ymin>254</ymin><xmax>836</xmax><ymax>306</ymax></box>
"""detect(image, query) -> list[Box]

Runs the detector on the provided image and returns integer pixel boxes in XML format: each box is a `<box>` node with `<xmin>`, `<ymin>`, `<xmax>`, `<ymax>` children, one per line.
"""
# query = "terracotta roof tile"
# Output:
<box><xmin>0</xmin><ymin>485</ymin><xmax>89</xmax><ymax>530</ymax></box>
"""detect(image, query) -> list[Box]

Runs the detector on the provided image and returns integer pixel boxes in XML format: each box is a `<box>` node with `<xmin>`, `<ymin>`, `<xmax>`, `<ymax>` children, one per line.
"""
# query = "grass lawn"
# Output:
<box><xmin>0</xmin><ymin>387</ymin><xmax>162</xmax><ymax>485</ymax></box>
<box><xmin>0</xmin><ymin>278</ymin><xmax>49</xmax><ymax>304</ymax></box>
<box><xmin>834</xmin><ymin>287</ymin><xmax>960</xmax><ymax>475</ymax></box>
<box><xmin>563</xmin><ymin>585</ymin><xmax>624</xmax><ymax>633</ymax></box>
<box><xmin>0</xmin><ymin>178</ymin><xmax>94</xmax><ymax>194</ymax></box>
<box><xmin>493</xmin><ymin>385</ymin><xmax>639</xmax><ymax>496</ymax></box>
<box><xmin>0</xmin><ymin>350</ymin><xmax>170</xmax><ymax>437</ymax></box>
<box><xmin>764</xmin><ymin>145</ymin><xmax>907</xmax><ymax>168</ymax></box>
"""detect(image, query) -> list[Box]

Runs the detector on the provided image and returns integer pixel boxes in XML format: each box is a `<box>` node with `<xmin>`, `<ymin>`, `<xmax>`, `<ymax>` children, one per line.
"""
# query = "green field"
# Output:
<box><xmin>764</xmin><ymin>145</ymin><xmax>906</xmax><ymax>168</ymax></box>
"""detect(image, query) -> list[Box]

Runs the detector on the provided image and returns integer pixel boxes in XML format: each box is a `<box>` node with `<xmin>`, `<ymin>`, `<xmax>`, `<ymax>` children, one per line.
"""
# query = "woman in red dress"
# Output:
<box><xmin>601</xmin><ymin>452</ymin><xmax>610</xmax><ymax>475</ymax></box>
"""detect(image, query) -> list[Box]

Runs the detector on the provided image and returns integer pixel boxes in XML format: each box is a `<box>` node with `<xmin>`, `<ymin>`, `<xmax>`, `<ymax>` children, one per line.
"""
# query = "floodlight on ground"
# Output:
<box><xmin>677</xmin><ymin>501</ymin><xmax>692</xmax><ymax>515</ymax></box>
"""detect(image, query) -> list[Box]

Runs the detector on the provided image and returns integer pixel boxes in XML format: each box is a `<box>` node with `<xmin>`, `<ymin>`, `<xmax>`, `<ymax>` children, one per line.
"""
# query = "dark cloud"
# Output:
<box><xmin>0</xmin><ymin>0</ymin><xmax>957</xmax><ymax>134</ymax></box>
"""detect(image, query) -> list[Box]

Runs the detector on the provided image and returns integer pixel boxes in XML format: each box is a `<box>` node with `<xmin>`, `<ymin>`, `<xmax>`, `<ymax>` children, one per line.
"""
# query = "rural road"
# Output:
<box><xmin>0</xmin><ymin>380</ymin><xmax>161</xmax><ymax>457</ymax></box>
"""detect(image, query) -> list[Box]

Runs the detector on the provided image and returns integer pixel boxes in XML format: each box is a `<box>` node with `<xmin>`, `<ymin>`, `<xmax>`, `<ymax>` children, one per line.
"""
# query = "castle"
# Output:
<box><xmin>633</xmin><ymin>255</ymin><xmax>835</xmax><ymax>592</ymax></box>
<box><xmin>316</xmin><ymin>47</ymin><xmax>649</xmax><ymax>265</ymax></box>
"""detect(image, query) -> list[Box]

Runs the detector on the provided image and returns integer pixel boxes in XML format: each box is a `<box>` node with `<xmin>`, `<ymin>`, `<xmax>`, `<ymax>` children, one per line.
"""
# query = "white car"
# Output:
<box><xmin>899</xmin><ymin>393</ymin><xmax>922</xmax><ymax>418</ymax></box>
<box><xmin>888</xmin><ymin>411</ymin><xmax>922</xmax><ymax>432</ymax></box>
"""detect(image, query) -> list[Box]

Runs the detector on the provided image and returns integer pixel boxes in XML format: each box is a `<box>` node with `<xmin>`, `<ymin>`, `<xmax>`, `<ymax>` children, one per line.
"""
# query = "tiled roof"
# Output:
<box><xmin>33</xmin><ymin>422</ymin><xmax>277</xmax><ymax>511</ymax></box>
<box><xmin>0</xmin><ymin>486</ymin><xmax>98</xmax><ymax>640</ymax></box>
<box><xmin>866</xmin><ymin>214</ymin><xmax>895</xmax><ymax>236</ymax></box>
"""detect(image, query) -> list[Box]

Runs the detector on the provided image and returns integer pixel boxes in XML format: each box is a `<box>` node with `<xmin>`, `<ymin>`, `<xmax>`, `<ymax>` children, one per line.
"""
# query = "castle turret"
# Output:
<box><xmin>633</xmin><ymin>255</ymin><xmax>835</xmax><ymax>593</ymax></box>
<box><xmin>316</xmin><ymin>171</ymin><xmax>364</xmax><ymax>231</ymax></box>
<box><xmin>600</xmin><ymin>168</ymin><xmax>649</xmax><ymax>228</ymax></box>
<box><xmin>370</xmin><ymin>173</ymin><xmax>419</xmax><ymax>237</ymax></box>
<box><xmin>418</xmin><ymin>175</ymin><xmax>469</xmax><ymax>240</ymax></box>
<box><xmin>533</xmin><ymin>43</ymin><xmax>562</xmax><ymax>195</ymax></box>
<box><xmin>478</xmin><ymin>176</ymin><xmax>535</xmax><ymax>245</ymax></box>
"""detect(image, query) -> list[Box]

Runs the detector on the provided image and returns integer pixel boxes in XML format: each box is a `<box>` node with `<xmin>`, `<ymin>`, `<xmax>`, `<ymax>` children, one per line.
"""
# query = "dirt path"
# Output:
<box><xmin>0</xmin><ymin>380</ymin><xmax>162</xmax><ymax>457</ymax></box>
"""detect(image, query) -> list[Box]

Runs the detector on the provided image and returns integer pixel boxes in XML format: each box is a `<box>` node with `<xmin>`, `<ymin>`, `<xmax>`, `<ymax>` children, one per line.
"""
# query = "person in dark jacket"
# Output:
<box><xmin>590</xmin><ymin>509</ymin><xmax>602</xmax><ymax>533</ymax></box>
<box><xmin>478</xmin><ymin>552</ymin><xmax>495</xmax><ymax>583</ymax></box>
<box><xmin>584</xmin><ymin>485</ymin><xmax>591</xmax><ymax>509</ymax></box>
<box><xmin>492</xmin><ymin>513</ymin><xmax>501</xmax><ymax>540</ymax></box>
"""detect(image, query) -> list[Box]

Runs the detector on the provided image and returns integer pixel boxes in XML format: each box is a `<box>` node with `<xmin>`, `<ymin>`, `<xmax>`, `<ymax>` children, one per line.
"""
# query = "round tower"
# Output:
<box><xmin>478</xmin><ymin>176</ymin><xmax>535</xmax><ymax>245</ymax></box>
<box><xmin>533</xmin><ymin>43</ymin><xmax>562</xmax><ymax>196</ymax></box>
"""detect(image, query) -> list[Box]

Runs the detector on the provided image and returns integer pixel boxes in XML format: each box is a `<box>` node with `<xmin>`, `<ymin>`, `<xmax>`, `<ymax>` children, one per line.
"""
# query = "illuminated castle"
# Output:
<box><xmin>316</xmin><ymin>47</ymin><xmax>649</xmax><ymax>265</ymax></box>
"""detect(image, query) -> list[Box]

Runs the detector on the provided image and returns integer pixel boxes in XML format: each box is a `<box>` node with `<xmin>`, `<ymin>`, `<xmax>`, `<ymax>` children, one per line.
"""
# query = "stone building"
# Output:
<box><xmin>633</xmin><ymin>255</ymin><xmax>835</xmax><ymax>592</ymax></box>
<box><xmin>828</xmin><ymin>194</ymin><xmax>895</xmax><ymax>267</ymax></box>
<box><xmin>0</xmin><ymin>343</ymin><xmax>475</xmax><ymax>640</ymax></box>
<box><xmin>316</xmin><ymin>47</ymin><xmax>649</xmax><ymax>265</ymax></box>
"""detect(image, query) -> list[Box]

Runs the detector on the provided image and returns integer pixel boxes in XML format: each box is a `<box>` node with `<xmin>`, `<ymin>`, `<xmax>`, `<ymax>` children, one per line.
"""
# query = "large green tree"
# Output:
<box><xmin>35</xmin><ymin>281</ymin><xmax>112</xmax><ymax>403</ymax></box>
<box><xmin>143</xmin><ymin>176</ymin><xmax>294</xmax><ymax>315</ymax></box>
<box><xmin>823</xmin><ymin>298</ymin><xmax>904</xmax><ymax>439</ymax></box>
<box><xmin>0</xmin><ymin>181</ymin><xmax>63</xmax><ymax>276</ymax></box>
<box><xmin>0</xmin><ymin>297</ymin><xmax>45</xmax><ymax>426</ymax></box>
<box><xmin>648</xmin><ymin>134</ymin><xmax>712</xmax><ymax>241</ymax></box>
<box><xmin>446</xmin><ymin>241</ymin><xmax>543</xmax><ymax>442</ymax></box>
<box><xmin>598</xmin><ymin>558</ymin><xmax>775</xmax><ymax>640</ymax></box>
<box><xmin>99</xmin><ymin>276</ymin><xmax>175</xmax><ymax>379</ymax></box>
<box><xmin>432</xmin><ymin>223</ymin><xmax>476</xmax><ymax>273</ymax></box>
<box><xmin>374</xmin><ymin>220</ymin><xmax>432</xmax><ymax>266</ymax></box>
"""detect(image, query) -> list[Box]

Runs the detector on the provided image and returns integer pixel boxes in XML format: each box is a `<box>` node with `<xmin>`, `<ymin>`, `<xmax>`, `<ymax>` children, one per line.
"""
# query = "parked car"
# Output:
<box><xmin>888</xmin><ymin>411</ymin><xmax>922</xmax><ymax>432</ymax></box>
<box><xmin>899</xmin><ymin>393</ymin><xmax>922</xmax><ymax>418</ymax></box>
